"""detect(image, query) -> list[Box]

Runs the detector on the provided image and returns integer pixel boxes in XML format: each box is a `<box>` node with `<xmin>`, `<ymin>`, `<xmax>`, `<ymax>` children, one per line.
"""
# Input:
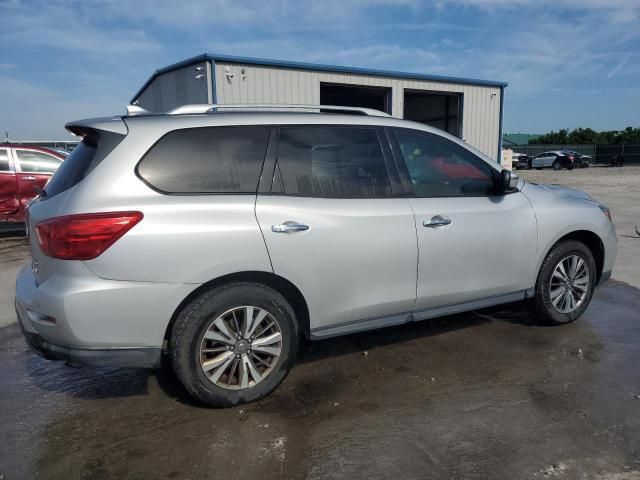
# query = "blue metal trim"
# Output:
<box><xmin>497</xmin><ymin>86</ymin><xmax>505</xmax><ymax>163</ymax></box>
<box><xmin>131</xmin><ymin>53</ymin><xmax>508</xmax><ymax>103</ymax></box>
<box><xmin>210</xmin><ymin>60</ymin><xmax>217</xmax><ymax>103</ymax></box>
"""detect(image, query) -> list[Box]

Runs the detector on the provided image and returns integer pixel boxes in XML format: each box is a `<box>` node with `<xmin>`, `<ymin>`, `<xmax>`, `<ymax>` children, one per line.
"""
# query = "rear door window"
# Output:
<box><xmin>0</xmin><ymin>149</ymin><xmax>11</xmax><ymax>172</ymax></box>
<box><xmin>276</xmin><ymin>126</ymin><xmax>391</xmax><ymax>198</ymax></box>
<box><xmin>15</xmin><ymin>150</ymin><xmax>63</xmax><ymax>174</ymax></box>
<box><xmin>137</xmin><ymin>126</ymin><xmax>270</xmax><ymax>194</ymax></box>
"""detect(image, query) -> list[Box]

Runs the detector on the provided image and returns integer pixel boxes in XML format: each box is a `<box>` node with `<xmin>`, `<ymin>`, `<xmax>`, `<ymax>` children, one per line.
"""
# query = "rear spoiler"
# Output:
<box><xmin>65</xmin><ymin>116</ymin><xmax>128</xmax><ymax>138</ymax></box>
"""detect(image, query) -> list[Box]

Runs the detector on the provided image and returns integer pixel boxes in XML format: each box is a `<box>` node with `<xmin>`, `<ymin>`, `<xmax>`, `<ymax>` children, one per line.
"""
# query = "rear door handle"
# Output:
<box><xmin>423</xmin><ymin>215</ymin><xmax>452</xmax><ymax>228</ymax></box>
<box><xmin>272</xmin><ymin>221</ymin><xmax>310</xmax><ymax>234</ymax></box>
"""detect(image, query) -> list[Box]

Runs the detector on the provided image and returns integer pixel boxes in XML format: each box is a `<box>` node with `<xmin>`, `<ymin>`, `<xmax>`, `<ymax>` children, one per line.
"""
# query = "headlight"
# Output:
<box><xmin>599</xmin><ymin>204</ymin><xmax>612</xmax><ymax>222</ymax></box>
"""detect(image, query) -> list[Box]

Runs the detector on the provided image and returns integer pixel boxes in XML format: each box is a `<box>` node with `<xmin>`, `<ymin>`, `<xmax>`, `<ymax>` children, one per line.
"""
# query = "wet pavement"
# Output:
<box><xmin>1</xmin><ymin>280</ymin><xmax>640</xmax><ymax>479</ymax></box>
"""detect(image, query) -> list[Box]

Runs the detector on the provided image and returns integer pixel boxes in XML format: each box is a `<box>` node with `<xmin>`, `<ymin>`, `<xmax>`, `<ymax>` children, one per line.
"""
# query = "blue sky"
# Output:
<box><xmin>0</xmin><ymin>0</ymin><xmax>638</xmax><ymax>139</ymax></box>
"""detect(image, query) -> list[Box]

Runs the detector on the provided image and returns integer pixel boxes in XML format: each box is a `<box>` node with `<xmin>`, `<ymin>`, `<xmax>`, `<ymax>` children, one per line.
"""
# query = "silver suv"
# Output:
<box><xmin>15</xmin><ymin>104</ymin><xmax>617</xmax><ymax>406</ymax></box>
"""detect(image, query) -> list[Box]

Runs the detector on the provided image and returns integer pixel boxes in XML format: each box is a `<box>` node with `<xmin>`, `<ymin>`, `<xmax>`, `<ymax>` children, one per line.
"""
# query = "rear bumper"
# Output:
<box><xmin>16</xmin><ymin>299</ymin><xmax>161</xmax><ymax>368</ymax></box>
<box><xmin>14</xmin><ymin>262</ymin><xmax>196</xmax><ymax>368</ymax></box>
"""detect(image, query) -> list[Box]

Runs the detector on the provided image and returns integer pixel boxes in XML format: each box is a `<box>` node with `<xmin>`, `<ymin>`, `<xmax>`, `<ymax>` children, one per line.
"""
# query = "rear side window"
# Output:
<box><xmin>276</xmin><ymin>126</ymin><xmax>391</xmax><ymax>198</ymax></box>
<box><xmin>137</xmin><ymin>126</ymin><xmax>270</xmax><ymax>194</ymax></box>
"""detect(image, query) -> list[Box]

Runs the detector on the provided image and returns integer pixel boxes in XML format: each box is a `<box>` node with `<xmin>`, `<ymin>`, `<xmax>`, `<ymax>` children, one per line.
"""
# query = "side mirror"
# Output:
<box><xmin>498</xmin><ymin>169</ymin><xmax>519</xmax><ymax>193</ymax></box>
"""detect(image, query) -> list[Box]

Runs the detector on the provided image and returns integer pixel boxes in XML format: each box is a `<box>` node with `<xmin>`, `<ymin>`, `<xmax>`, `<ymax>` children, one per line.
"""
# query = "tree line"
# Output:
<box><xmin>529</xmin><ymin>127</ymin><xmax>640</xmax><ymax>145</ymax></box>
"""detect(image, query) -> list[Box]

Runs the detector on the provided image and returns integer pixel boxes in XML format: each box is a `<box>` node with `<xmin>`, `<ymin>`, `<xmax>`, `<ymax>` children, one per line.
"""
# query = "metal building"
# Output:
<box><xmin>132</xmin><ymin>53</ymin><xmax>507</xmax><ymax>160</ymax></box>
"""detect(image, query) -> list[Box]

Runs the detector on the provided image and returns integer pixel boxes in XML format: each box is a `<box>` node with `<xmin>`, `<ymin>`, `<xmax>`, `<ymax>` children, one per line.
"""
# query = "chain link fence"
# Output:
<box><xmin>509</xmin><ymin>144</ymin><xmax>640</xmax><ymax>165</ymax></box>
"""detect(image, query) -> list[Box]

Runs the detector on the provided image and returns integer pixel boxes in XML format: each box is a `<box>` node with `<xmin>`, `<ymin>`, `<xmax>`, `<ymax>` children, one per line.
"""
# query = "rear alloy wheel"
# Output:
<box><xmin>199</xmin><ymin>306</ymin><xmax>282</xmax><ymax>390</ymax></box>
<box><xmin>532</xmin><ymin>240</ymin><xmax>597</xmax><ymax>325</ymax></box>
<box><xmin>553</xmin><ymin>161</ymin><xmax>561</xmax><ymax>170</ymax></box>
<box><xmin>170</xmin><ymin>283</ymin><xmax>298</xmax><ymax>406</ymax></box>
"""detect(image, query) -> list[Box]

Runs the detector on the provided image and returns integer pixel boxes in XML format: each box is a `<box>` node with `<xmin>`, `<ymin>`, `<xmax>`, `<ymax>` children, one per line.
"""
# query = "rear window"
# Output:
<box><xmin>137</xmin><ymin>126</ymin><xmax>270</xmax><ymax>194</ymax></box>
<box><xmin>45</xmin><ymin>132</ymin><xmax>123</xmax><ymax>198</ymax></box>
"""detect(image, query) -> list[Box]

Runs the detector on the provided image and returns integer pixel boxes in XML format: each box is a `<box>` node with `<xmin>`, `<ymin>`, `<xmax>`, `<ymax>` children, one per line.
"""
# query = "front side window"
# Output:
<box><xmin>137</xmin><ymin>126</ymin><xmax>270</xmax><ymax>194</ymax></box>
<box><xmin>393</xmin><ymin>129</ymin><xmax>495</xmax><ymax>197</ymax></box>
<box><xmin>15</xmin><ymin>150</ymin><xmax>62</xmax><ymax>174</ymax></box>
<box><xmin>0</xmin><ymin>149</ymin><xmax>10</xmax><ymax>172</ymax></box>
<box><xmin>276</xmin><ymin>126</ymin><xmax>391</xmax><ymax>198</ymax></box>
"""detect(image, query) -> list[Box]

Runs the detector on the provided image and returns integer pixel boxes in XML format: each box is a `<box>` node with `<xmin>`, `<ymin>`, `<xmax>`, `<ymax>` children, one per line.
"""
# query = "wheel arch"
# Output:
<box><xmin>546</xmin><ymin>230</ymin><xmax>605</xmax><ymax>283</ymax></box>
<box><xmin>164</xmin><ymin>271</ymin><xmax>311</xmax><ymax>347</ymax></box>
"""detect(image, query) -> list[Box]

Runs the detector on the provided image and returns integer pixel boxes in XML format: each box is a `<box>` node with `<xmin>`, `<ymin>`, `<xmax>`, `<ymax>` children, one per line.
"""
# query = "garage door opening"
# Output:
<box><xmin>403</xmin><ymin>90</ymin><xmax>462</xmax><ymax>138</ymax></box>
<box><xmin>320</xmin><ymin>83</ymin><xmax>391</xmax><ymax>114</ymax></box>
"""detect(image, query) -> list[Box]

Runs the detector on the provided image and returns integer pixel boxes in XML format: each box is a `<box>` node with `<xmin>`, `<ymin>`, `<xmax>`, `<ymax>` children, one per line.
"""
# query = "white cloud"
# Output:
<box><xmin>0</xmin><ymin>74</ymin><xmax>127</xmax><ymax>140</ymax></box>
<box><xmin>0</xmin><ymin>0</ymin><xmax>158</xmax><ymax>54</ymax></box>
<box><xmin>438</xmin><ymin>0</ymin><xmax>639</xmax><ymax>22</ymax></box>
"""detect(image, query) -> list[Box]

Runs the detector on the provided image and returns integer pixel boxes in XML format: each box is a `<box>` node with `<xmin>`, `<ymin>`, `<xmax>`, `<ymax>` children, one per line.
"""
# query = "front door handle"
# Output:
<box><xmin>272</xmin><ymin>221</ymin><xmax>310</xmax><ymax>234</ymax></box>
<box><xmin>423</xmin><ymin>215</ymin><xmax>452</xmax><ymax>228</ymax></box>
<box><xmin>22</xmin><ymin>176</ymin><xmax>37</xmax><ymax>181</ymax></box>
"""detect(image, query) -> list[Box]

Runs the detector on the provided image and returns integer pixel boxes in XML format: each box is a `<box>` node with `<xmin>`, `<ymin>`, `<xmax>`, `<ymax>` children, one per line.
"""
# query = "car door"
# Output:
<box><xmin>14</xmin><ymin>149</ymin><xmax>63</xmax><ymax>221</ymax></box>
<box><xmin>0</xmin><ymin>148</ymin><xmax>19</xmax><ymax>220</ymax></box>
<box><xmin>531</xmin><ymin>152</ymin><xmax>548</xmax><ymax>168</ymax></box>
<box><xmin>389</xmin><ymin>127</ymin><xmax>538</xmax><ymax>313</ymax></box>
<box><xmin>255</xmin><ymin>125</ymin><xmax>417</xmax><ymax>337</ymax></box>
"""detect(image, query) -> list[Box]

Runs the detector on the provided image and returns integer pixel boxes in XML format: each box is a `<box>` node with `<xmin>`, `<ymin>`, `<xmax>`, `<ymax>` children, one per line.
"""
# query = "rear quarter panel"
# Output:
<box><xmin>61</xmin><ymin>126</ymin><xmax>273</xmax><ymax>284</ymax></box>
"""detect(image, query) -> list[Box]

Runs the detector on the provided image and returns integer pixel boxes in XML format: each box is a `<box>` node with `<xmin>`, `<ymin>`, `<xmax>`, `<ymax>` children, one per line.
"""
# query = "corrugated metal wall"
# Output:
<box><xmin>214</xmin><ymin>62</ymin><xmax>502</xmax><ymax>159</ymax></box>
<box><xmin>137</xmin><ymin>61</ymin><xmax>211</xmax><ymax>112</ymax></box>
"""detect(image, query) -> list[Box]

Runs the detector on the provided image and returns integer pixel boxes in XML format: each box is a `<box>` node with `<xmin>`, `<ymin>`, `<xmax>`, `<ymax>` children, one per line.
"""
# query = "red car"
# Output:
<box><xmin>0</xmin><ymin>145</ymin><xmax>65</xmax><ymax>227</ymax></box>
<box><xmin>429</xmin><ymin>157</ymin><xmax>489</xmax><ymax>180</ymax></box>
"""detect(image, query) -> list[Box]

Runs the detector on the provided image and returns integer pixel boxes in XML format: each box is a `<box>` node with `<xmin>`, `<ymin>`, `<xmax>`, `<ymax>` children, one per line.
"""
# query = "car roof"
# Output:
<box><xmin>66</xmin><ymin>107</ymin><xmax>503</xmax><ymax>167</ymax></box>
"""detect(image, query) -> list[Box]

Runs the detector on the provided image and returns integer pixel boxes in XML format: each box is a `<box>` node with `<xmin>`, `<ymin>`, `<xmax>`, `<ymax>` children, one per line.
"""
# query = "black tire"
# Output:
<box><xmin>553</xmin><ymin>161</ymin><xmax>561</xmax><ymax>170</ymax></box>
<box><xmin>532</xmin><ymin>240</ymin><xmax>597</xmax><ymax>325</ymax></box>
<box><xmin>536</xmin><ymin>167</ymin><xmax>542</xmax><ymax>170</ymax></box>
<box><xmin>170</xmin><ymin>282</ymin><xmax>299</xmax><ymax>407</ymax></box>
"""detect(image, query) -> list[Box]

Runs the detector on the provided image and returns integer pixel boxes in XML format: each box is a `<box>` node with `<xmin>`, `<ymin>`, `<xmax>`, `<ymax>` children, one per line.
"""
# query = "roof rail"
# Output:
<box><xmin>124</xmin><ymin>103</ymin><xmax>392</xmax><ymax>118</ymax></box>
<box><xmin>206</xmin><ymin>104</ymin><xmax>392</xmax><ymax>117</ymax></box>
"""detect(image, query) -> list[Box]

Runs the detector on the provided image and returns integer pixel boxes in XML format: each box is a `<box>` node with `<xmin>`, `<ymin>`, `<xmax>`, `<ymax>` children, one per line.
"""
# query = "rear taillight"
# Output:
<box><xmin>567</xmin><ymin>155</ymin><xmax>574</xmax><ymax>161</ymax></box>
<box><xmin>35</xmin><ymin>211</ymin><xmax>143</xmax><ymax>260</ymax></box>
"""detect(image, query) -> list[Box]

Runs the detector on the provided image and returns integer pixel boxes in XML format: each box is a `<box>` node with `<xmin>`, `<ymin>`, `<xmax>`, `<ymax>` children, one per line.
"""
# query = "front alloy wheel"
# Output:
<box><xmin>549</xmin><ymin>255</ymin><xmax>590</xmax><ymax>314</ymax></box>
<box><xmin>533</xmin><ymin>240</ymin><xmax>596</xmax><ymax>325</ymax></box>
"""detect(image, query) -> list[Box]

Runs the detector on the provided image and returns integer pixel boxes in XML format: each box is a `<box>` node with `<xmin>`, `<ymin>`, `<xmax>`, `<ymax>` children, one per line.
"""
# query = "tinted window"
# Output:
<box><xmin>138</xmin><ymin>126</ymin><xmax>269</xmax><ymax>194</ymax></box>
<box><xmin>0</xmin><ymin>149</ymin><xmax>9</xmax><ymax>172</ymax></box>
<box><xmin>15</xmin><ymin>150</ymin><xmax>62</xmax><ymax>174</ymax></box>
<box><xmin>45</xmin><ymin>130</ymin><xmax>125</xmax><ymax>198</ymax></box>
<box><xmin>276</xmin><ymin>126</ymin><xmax>391</xmax><ymax>197</ymax></box>
<box><xmin>393</xmin><ymin>129</ymin><xmax>495</xmax><ymax>197</ymax></box>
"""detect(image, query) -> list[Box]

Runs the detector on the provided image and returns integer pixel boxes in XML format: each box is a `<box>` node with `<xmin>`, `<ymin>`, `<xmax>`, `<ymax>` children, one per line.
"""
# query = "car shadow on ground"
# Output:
<box><xmin>16</xmin><ymin>299</ymin><xmax>540</xmax><ymax>405</ymax></box>
<box><xmin>154</xmin><ymin>300</ymin><xmax>541</xmax><ymax>407</ymax></box>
